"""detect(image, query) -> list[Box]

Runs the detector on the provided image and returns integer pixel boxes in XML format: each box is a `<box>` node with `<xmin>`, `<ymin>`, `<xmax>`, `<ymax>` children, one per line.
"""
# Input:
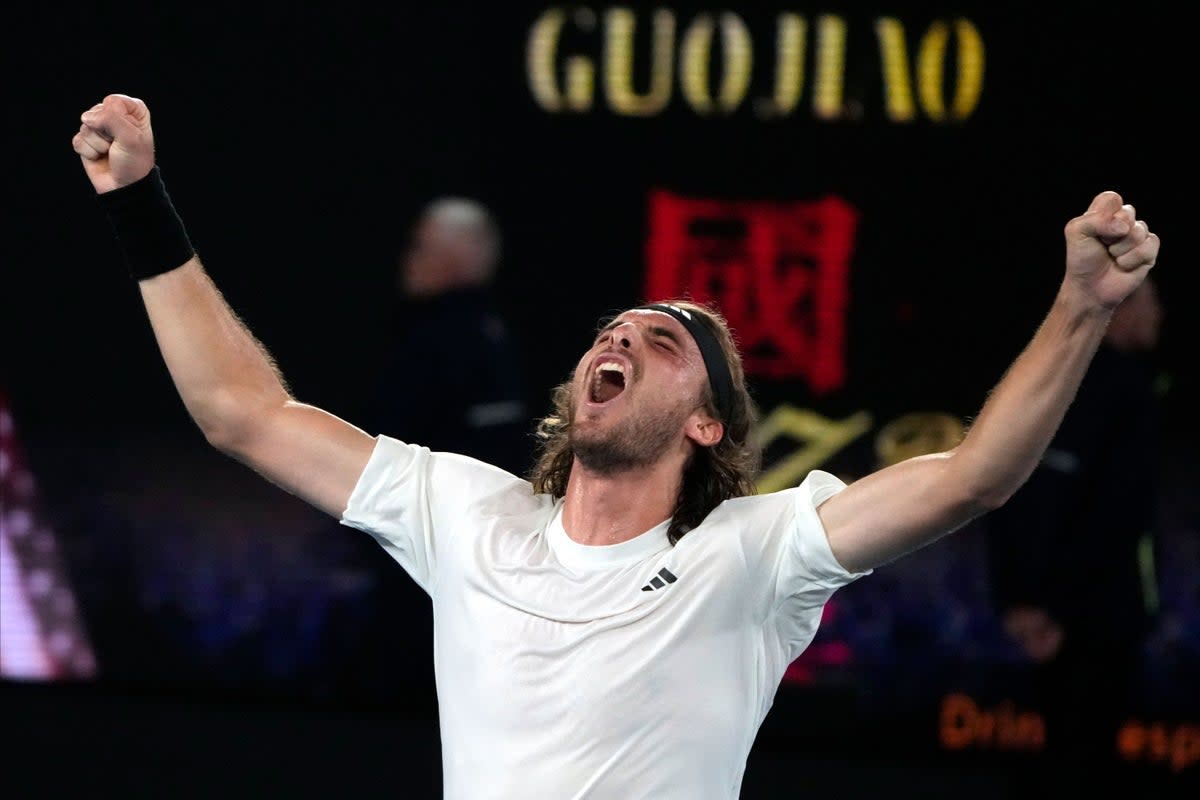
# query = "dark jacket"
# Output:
<box><xmin>368</xmin><ymin>286</ymin><xmax>534</xmax><ymax>478</ymax></box>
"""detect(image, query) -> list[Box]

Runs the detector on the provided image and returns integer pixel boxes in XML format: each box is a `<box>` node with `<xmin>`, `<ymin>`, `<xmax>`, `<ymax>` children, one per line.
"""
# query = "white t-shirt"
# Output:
<box><xmin>340</xmin><ymin>435</ymin><xmax>870</xmax><ymax>800</ymax></box>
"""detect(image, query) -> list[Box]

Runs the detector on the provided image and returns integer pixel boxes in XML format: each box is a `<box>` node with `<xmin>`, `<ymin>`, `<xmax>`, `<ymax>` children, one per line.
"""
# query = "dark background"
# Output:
<box><xmin>4</xmin><ymin>1</ymin><xmax>1196</xmax><ymax>796</ymax></box>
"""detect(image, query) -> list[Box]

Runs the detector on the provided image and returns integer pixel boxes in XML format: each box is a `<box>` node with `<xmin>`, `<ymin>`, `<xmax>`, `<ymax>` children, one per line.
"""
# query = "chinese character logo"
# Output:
<box><xmin>645</xmin><ymin>190</ymin><xmax>858</xmax><ymax>393</ymax></box>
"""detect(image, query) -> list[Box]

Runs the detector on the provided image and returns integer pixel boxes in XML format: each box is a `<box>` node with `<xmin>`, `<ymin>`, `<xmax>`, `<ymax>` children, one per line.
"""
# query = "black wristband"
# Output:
<box><xmin>96</xmin><ymin>166</ymin><xmax>195</xmax><ymax>281</ymax></box>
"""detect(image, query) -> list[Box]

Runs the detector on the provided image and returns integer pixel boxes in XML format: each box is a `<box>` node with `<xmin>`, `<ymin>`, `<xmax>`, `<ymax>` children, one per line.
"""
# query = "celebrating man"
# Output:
<box><xmin>73</xmin><ymin>93</ymin><xmax>1159</xmax><ymax>799</ymax></box>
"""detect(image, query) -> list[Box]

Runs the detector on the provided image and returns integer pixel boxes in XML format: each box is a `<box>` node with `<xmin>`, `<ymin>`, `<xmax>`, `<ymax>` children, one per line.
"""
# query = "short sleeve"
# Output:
<box><xmin>763</xmin><ymin>470</ymin><xmax>871</xmax><ymax>663</ymax></box>
<box><xmin>768</xmin><ymin>470</ymin><xmax>873</xmax><ymax>614</ymax></box>
<box><xmin>783</xmin><ymin>470</ymin><xmax>871</xmax><ymax>597</ymax></box>
<box><xmin>339</xmin><ymin>434</ymin><xmax>526</xmax><ymax>594</ymax></box>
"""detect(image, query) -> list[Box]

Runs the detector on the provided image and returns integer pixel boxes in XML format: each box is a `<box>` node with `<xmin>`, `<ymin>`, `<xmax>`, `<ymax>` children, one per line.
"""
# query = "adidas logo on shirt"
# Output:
<box><xmin>641</xmin><ymin>567</ymin><xmax>678</xmax><ymax>592</ymax></box>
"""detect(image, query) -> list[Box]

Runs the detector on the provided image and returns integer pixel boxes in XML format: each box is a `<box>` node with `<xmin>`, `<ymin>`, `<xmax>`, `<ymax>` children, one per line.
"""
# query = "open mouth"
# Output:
<box><xmin>589</xmin><ymin>362</ymin><xmax>627</xmax><ymax>404</ymax></box>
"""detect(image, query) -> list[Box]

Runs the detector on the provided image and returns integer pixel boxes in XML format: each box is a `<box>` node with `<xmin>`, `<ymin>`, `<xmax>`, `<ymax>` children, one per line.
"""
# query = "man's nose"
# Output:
<box><xmin>607</xmin><ymin>322</ymin><xmax>639</xmax><ymax>350</ymax></box>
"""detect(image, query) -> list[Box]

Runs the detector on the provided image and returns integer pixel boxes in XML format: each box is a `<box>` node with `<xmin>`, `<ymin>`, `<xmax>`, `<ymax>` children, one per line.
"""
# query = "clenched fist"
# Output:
<box><xmin>1064</xmin><ymin>191</ymin><xmax>1160</xmax><ymax>310</ymax></box>
<box><xmin>72</xmin><ymin>94</ymin><xmax>155</xmax><ymax>194</ymax></box>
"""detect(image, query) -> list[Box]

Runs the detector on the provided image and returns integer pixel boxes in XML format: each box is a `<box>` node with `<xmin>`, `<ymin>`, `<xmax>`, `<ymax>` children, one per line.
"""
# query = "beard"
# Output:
<box><xmin>570</xmin><ymin>399</ymin><xmax>692</xmax><ymax>476</ymax></box>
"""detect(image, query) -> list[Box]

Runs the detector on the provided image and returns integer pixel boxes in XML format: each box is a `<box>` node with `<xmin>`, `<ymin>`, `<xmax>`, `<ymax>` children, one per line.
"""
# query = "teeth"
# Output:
<box><xmin>597</xmin><ymin>362</ymin><xmax>625</xmax><ymax>375</ymax></box>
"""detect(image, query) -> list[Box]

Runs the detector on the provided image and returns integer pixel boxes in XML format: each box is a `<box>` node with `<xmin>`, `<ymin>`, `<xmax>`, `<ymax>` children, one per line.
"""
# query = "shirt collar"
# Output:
<box><xmin>546</xmin><ymin>499</ymin><xmax>671</xmax><ymax>570</ymax></box>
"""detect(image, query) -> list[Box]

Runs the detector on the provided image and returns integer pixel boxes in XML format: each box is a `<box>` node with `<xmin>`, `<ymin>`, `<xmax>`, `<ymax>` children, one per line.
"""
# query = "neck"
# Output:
<box><xmin>560</xmin><ymin>457</ymin><xmax>683</xmax><ymax>546</ymax></box>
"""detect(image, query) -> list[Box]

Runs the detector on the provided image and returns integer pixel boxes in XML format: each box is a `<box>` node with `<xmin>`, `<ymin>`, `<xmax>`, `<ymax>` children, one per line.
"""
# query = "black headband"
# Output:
<box><xmin>637</xmin><ymin>304</ymin><xmax>734</xmax><ymax>423</ymax></box>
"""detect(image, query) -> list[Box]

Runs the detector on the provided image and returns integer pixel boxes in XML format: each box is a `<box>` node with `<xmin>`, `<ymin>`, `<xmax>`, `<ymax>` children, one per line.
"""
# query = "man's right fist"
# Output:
<box><xmin>72</xmin><ymin>94</ymin><xmax>155</xmax><ymax>194</ymax></box>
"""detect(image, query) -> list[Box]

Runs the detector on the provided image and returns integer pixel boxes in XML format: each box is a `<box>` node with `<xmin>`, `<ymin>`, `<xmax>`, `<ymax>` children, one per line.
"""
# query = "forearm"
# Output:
<box><xmin>820</xmin><ymin>191</ymin><xmax>1157</xmax><ymax>573</ymax></box>
<box><xmin>72</xmin><ymin>94</ymin><xmax>380</xmax><ymax>517</ymax></box>
<box><xmin>820</xmin><ymin>284</ymin><xmax>1112</xmax><ymax>572</ymax></box>
<box><xmin>951</xmin><ymin>281</ymin><xmax>1112</xmax><ymax>507</ymax></box>
<box><xmin>138</xmin><ymin>258</ymin><xmax>292</xmax><ymax>446</ymax></box>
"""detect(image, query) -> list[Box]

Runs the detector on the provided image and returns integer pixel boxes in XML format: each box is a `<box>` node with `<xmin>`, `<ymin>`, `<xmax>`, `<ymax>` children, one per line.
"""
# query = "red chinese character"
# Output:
<box><xmin>645</xmin><ymin>190</ymin><xmax>858</xmax><ymax>393</ymax></box>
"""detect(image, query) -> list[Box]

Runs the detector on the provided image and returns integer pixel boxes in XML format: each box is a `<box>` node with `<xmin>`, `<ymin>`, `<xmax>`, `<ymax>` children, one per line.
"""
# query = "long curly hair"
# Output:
<box><xmin>529</xmin><ymin>299</ymin><xmax>760</xmax><ymax>545</ymax></box>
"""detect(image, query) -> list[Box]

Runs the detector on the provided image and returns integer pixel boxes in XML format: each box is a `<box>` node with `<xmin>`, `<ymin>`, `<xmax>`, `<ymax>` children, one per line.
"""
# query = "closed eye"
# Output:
<box><xmin>594</xmin><ymin>318</ymin><xmax>619</xmax><ymax>346</ymax></box>
<box><xmin>590</xmin><ymin>319</ymin><xmax>682</xmax><ymax>350</ymax></box>
<box><xmin>650</xmin><ymin>326</ymin><xmax>681</xmax><ymax>350</ymax></box>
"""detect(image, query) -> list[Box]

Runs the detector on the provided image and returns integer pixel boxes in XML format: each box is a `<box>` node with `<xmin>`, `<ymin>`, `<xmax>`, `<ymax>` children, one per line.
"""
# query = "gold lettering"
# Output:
<box><xmin>757</xmin><ymin>14</ymin><xmax>806</xmax><ymax>118</ymax></box>
<box><xmin>917</xmin><ymin>21</ymin><xmax>949</xmax><ymax>121</ymax></box>
<box><xmin>918</xmin><ymin>19</ymin><xmax>985</xmax><ymax>122</ymax></box>
<box><xmin>754</xmin><ymin>405</ymin><xmax>872</xmax><ymax>494</ymax></box>
<box><xmin>528</xmin><ymin>8</ymin><xmax>597</xmax><ymax>113</ymax></box>
<box><xmin>528</xmin><ymin>8</ymin><xmax>569</xmax><ymax>112</ymax></box>
<box><xmin>680</xmin><ymin>12</ymin><xmax>753</xmax><ymax>114</ymax></box>
<box><xmin>874</xmin><ymin>412</ymin><xmax>964</xmax><ymax>469</ymax></box>
<box><xmin>604</xmin><ymin>8</ymin><xmax>675</xmax><ymax>116</ymax></box>
<box><xmin>876</xmin><ymin>17</ymin><xmax>916</xmax><ymax>122</ymax></box>
<box><xmin>950</xmin><ymin>19</ymin><xmax>985</xmax><ymax>120</ymax></box>
<box><xmin>529</xmin><ymin>9</ymin><xmax>986</xmax><ymax>123</ymax></box>
<box><xmin>813</xmin><ymin>15</ymin><xmax>847</xmax><ymax>120</ymax></box>
<box><xmin>564</xmin><ymin>56</ymin><xmax>596</xmax><ymax>111</ymax></box>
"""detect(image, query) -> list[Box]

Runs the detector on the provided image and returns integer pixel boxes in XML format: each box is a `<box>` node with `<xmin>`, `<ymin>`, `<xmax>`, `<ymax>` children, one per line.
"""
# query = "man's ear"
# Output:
<box><xmin>685</xmin><ymin>411</ymin><xmax>725</xmax><ymax>448</ymax></box>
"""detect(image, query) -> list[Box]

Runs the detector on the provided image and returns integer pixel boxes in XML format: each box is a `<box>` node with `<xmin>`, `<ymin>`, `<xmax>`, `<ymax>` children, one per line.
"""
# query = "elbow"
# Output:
<box><xmin>971</xmin><ymin>486</ymin><xmax>1015</xmax><ymax>514</ymax></box>
<box><xmin>201</xmin><ymin>418</ymin><xmax>247</xmax><ymax>455</ymax></box>
<box><xmin>946</xmin><ymin>447</ymin><xmax>1019</xmax><ymax>514</ymax></box>
<box><xmin>194</xmin><ymin>387</ymin><xmax>281</xmax><ymax>456</ymax></box>
<box><xmin>961</xmin><ymin>467</ymin><xmax>1025</xmax><ymax>514</ymax></box>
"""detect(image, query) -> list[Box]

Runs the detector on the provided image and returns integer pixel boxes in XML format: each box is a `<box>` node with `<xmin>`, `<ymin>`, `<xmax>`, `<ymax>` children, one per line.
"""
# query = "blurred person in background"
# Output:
<box><xmin>368</xmin><ymin>196</ymin><xmax>532</xmax><ymax>477</ymax></box>
<box><xmin>358</xmin><ymin>197</ymin><xmax>533</xmax><ymax>717</ymax></box>
<box><xmin>985</xmin><ymin>276</ymin><xmax>1164</xmax><ymax>782</ymax></box>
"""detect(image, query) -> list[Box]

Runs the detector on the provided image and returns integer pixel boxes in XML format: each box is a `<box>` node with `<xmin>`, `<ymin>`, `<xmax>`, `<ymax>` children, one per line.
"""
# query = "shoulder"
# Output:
<box><xmin>681</xmin><ymin>471</ymin><xmax>850</xmax><ymax>576</ymax></box>
<box><xmin>353</xmin><ymin>434</ymin><xmax>532</xmax><ymax>503</ymax></box>
<box><xmin>343</xmin><ymin>434</ymin><xmax>546</xmax><ymax>540</ymax></box>
<box><xmin>703</xmin><ymin>470</ymin><xmax>847</xmax><ymax>530</ymax></box>
<box><xmin>677</xmin><ymin>491</ymin><xmax>794</xmax><ymax>569</ymax></box>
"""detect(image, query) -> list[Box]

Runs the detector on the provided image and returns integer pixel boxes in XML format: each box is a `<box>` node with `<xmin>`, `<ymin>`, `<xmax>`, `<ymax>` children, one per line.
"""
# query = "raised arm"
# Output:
<box><xmin>817</xmin><ymin>191</ymin><xmax>1160</xmax><ymax>573</ymax></box>
<box><xmin>73</xmin><ymin>94</ymin><xmax>375</xmax><ymax>517</ymax></box>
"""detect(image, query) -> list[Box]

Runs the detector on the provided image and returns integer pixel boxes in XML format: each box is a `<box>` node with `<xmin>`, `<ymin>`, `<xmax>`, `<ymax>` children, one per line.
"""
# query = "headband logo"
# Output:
<box><xmin>662</xmin><ymin>304</ymin><xmax>692</xmax><ymax>320</ymax></box>
<box><xmin>638</xmin><ymin>302</ymin><xmax>733</xmax><ymax>423</ymax></box>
